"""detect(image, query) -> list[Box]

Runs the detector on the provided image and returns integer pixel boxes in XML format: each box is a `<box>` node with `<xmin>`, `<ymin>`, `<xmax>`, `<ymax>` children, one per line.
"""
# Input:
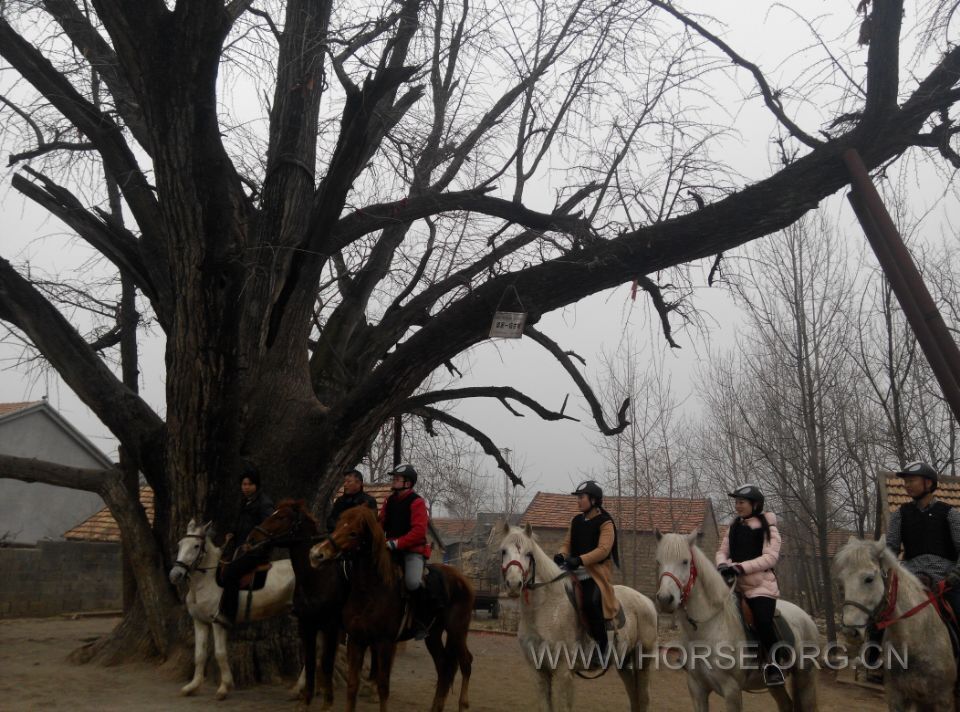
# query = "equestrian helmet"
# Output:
<box><xmin>728</xmin><ymin>483</ymin><xmax>764</xmax><ymax>512</ymax></box>
<box><xmin>896</xmin><ymin>461</ymin><xmax>938</xmax><ymax>483</ymax></box>
<box><xmin>390</xmin><ymin>463</ymin><xmax>418</xmax><ymax>486</ymax></box>
<box><xmin>571</xmin><ymin>480</ymin><xmax>603</xmax><ymax>506</ymax></box>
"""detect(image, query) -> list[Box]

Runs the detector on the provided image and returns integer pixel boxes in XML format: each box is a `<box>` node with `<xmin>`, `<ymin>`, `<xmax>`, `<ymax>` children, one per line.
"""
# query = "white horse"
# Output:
<box><xmin>833</xmin><ymin>537</ymin><xmax>956</xmax><ymax>712</ymax></box>
<box><xmin>169</xmin><ymin>519</ymin><xmax>297</xmax><ymax>699</ymax></box>
<box><xmin>498</xmin><ymin>522</ymin><xmax>658</xmax><ymax>712</ymax></box>
<box><xmin>654</xmin><ymin>530</ymin><xmax>819</xmax><ymax>712</ymax></box>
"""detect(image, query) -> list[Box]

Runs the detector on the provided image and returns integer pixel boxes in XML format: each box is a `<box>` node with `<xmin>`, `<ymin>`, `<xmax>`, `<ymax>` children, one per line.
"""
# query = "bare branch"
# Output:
<box><xmin>647</xmin><ymin>0</ymin><xmax>821</xmax><ymax>149</ymax></box>
<box><xmin>408</xmin><ymin>405</ymin><xmax>524</xmax><ymax>486</ymax></box>
<box><xmin>405</xmin><ymin>386</ymin><xmax>579</xmax><ymax>423</ymax></box>
<box><xmin>524</xmin><ymin>326</ymin><xmax>630</xmax><ymax>435</ymax></box>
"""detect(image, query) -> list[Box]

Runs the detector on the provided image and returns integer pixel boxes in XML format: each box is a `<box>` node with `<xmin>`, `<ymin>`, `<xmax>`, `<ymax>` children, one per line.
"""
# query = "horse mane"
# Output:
<box><xmin>343</xmin><ymin>505</ymin><xmax>395</xmax><ymax>586</ymax></box>
<box><xmin>273</xmin><ymin>498</ymin><xmax>320</xmax><ymax>534</ymax></box>
<box><xmin>658</xmin><ymin>532</ymin><xmax>732</xmax><ymax>611</ymax></box>
<box><xmin>501</xmin><ymin>525</ymin><xmax>562</xmax><ymax>581</ymax></box>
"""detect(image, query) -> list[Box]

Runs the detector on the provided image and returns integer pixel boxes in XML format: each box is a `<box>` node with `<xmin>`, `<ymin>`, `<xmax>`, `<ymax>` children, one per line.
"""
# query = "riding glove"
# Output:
<box><xmin>946</xmin><ymin>568</ymin><xmax>960</xmax><ymax>590</ymax></box>
<box><xmin>565</xmin><ymin>555</ymin><xmax>582</xmax><ymax>569</ymax></box>
<box><xmin>553</xmin><ymin>553</ymin><xmax>566</xmax><ymax>567</ymax></box>
<box><xmin>387</xmin><ymin>540</ymin><xmax>398</xmax><ymax>551</ymax></box>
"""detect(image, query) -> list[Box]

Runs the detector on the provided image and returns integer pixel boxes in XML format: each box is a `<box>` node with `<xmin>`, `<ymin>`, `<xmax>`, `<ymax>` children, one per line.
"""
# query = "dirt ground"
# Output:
<box><xmin>0</xmin><ymin>616</ymin><xmax>884</xmax><ymax>711</ymax></box>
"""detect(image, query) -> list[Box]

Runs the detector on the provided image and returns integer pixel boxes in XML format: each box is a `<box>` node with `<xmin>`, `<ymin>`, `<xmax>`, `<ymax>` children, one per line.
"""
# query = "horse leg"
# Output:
<box><xmin>373</xmin><ymin>642</ymin><xmax>397</xmax><ymax>712</ymax></box>
<box><xmin>291</xmin><ymin>666</ymin><xmax>306</xmax><ymax>700</ymax></box>
<box><xmin>789</xmin><ymin>665</ymin><xmax>818</xmax><ymax>712</ymax></box>
<box><xmin>345</xmin><ymin>638</ymin><xmax>366</xmax><ymax>712</ymax></box>
<box><xmin>317</xmin><ymin>627</ymin><xmax>338</xmax><ymax>711</ymax></box>
<box><xmin>298</xmin><ymin>619</ymin><xmax>318</xmax><ymax>708</ymax></box>
<box><xmin>534</xmin><ymin>669</ymin><xmax>553</xmax><ymax>712</ymax></box>
<box><xmin>181</xmin><ymin>619</ymin><xmax>209</xmax><ymax>696</ymax></box>
<box><xmin>454</xmin><ymin>630</ymin><xmax>472</xmax><ymax>712</ymax></box>
<box><xmin>425</xmin><ymin>628</ymin><xmax>453</xmax><ymax>712</ymax></box>
<box><xmin>685</xmin><ymin>673</ymin><xmax>710</xmax><ymax>712</ymax></box>
<box><xmin>211</xmin><ymin>622</ymin><xmax>234</xmax><ymax>700</ymax></box>
<box><xmin>718</xmin><ymin>678</ymin><xmax>743</xmax><ymax>712</ymax></box>
<box><xmin>617</xmin><ymin>651</ymin><xmax>649</xmax><ymax>712</ymax></box>
<box><xmin>552</xmin><ymin>670</ymin><xmax>574</xmax><ymax>712</ymax></box>
<box><xmin>768</xmin><ymin>684</ymin><xmax>792</xmax><ymax>712</ymax></box>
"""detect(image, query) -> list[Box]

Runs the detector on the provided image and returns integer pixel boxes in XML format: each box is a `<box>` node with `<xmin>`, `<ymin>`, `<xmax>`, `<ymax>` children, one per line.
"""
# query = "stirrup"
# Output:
<box><xmin>762</xmin><ymin>663</ymin><xmax>785</xmax><ymax>687</ymax></box>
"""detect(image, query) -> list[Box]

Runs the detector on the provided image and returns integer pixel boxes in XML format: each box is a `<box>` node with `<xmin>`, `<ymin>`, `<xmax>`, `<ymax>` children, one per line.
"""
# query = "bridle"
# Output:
<box><xmin>501</xmin><ymin>551</ymin><xmax>569</xmax><ymax>603</ymax></box>
<box><xmin>658</xmin><ymin>547</ymin><xmax>698</xmax><ymax>608</ymax></box>
<box><xmin>171</xmin><ymin>533</ymin><xmax>215</xmax><ymax>579</ymax></box>
<box><xmin>840</xmin><ymin>563</ymin><xmax>951</xmax><ymax>632</ymax></box>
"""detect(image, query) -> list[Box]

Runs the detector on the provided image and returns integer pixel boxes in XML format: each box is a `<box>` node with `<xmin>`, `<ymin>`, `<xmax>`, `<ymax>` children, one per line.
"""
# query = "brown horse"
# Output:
<box><xmin>245</xmin><ymin>499</ymin><xmax>346</xmax><ymax>710</ymax></box>
<box><xmin>309</xmin><ymin>505</ymin><xmax>474</xmax><ymax>712</ymax></box>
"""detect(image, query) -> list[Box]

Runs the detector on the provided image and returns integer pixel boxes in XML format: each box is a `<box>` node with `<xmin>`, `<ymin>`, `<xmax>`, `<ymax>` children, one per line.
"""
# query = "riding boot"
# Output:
<box><xmin>586</xmin><ymin>615</ymin><xmax>609</xmax><ymax>669</ymax></box>
<box><xmin>411</xmin><ymin>586</ymin><xmax>433</xmax><ymax>641</ymax></box>
<box><xmin>215</xmin><ymin>586</ymin><xmax>237</xmax><ymax>628</ymax></box>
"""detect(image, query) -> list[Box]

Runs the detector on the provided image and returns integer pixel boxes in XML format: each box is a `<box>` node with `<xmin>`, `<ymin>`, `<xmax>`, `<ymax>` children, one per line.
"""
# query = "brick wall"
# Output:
<box><xmin>0</xmin><ymin>541</ymin><xmax>121</xmax><ymax>618</ymax></box>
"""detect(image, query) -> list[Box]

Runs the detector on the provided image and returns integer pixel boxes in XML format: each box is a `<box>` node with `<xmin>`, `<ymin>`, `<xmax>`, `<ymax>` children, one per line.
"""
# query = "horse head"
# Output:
<box><xmin>654</xmin><ymin>529</ymin><xmax>703</xmax><ymax>613</ymax></box>
<box><xmin>169</xmin><ymin>518</ymin><xmax>213</xmax><ymax>584</ymax></box>
<box><xmin>310</xmin><ymin>506</ymin><xmax>394</xmax><ymax>583</ymax></box>
<box><xmin>245</xmin><ymin>498</ymin><xmax>316</xmax><ymax>549</ymax></box>
<box><xmin>833</xmin><ymin>537</ymin><xmax>892</xmax><ymax>641</ymax></box>
<box><xmin>498</xmin><ymin>521</ymin><xmax>538</xmax><ymax>597</ymax></box>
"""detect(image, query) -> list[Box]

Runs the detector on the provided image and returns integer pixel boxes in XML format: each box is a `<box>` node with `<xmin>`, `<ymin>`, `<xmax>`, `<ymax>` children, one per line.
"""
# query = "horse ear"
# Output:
<box><xmin>847</xmin><ymin>535</ymin><xmax>859</xmax><ymax>545</ymax></box>
<box><xmin>501</xmin><ymin>519</ymin><xmax>511</xmax><ymax>535</ymax></box>
<box><xmin>655</xmin><ymin>528</ymin><xmax>663</xmax><ymax>541</ymax></box>
<box><xmin>686</xmin><ymin>529</ymin><xmax>700</xmax><ymax>545</ymax></box>
<box><xmin>203</xmin><ymin>521</ymin><xmax>214</xmax><ymax>534</ymax></box>
<box><xmin>187</xmin><ymin>517</ymin><xmax>196</xmax><ymax>529</ymax></box>
<box><xmin>524</xmin><ymin>522</ymin><xmax>533</xmax><ymax>537</ymax></box>
<box><xmin>872</xmin><ymin>539</ymin><xmax>887</xmax><ymax>555</ymax></box>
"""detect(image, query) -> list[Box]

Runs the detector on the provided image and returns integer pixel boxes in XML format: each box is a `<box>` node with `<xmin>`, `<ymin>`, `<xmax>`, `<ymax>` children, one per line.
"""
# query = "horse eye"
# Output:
<box><xmin>682</xmin><ymin>559</ymin><xmax>689</xmax><ymax>566</ymax></box>
<box><xmin>865</xmin><ymin>575</ymin><xmax>875</xmax><ymax>584</ymax></box>
<box><xmin>655</xmin><ymin>559</ymin><xmax>660</xmax><ymax>567</ymax></box>
<box><xmin>501</xmin><ymin>549</ymin><xmax>507</xmax><ymax>556</ymax></box>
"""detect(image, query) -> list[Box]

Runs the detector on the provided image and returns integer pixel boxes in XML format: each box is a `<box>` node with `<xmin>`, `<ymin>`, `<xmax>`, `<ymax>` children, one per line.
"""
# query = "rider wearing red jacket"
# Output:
<box><xmin>380</xmin><ymin>463</ymin><xmax>434</xmax><ymax>638</ymax></box>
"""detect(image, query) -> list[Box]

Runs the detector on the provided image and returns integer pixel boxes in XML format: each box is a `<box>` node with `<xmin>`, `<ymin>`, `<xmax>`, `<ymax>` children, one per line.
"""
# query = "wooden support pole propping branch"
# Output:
<box><xmin>843</xmin><ymin>148</ymin><xmax>960</xmax><ymax>425</ymax></box>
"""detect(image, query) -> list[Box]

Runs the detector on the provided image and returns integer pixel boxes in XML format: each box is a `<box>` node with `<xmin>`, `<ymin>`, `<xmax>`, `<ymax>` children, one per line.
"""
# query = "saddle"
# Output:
<box><xmin>736</xmin><ymin>594</ymin><xmax>795</xmax><ymax>659</ymax></box>
<box><xmin>215</xmin><ymin>561</ymin><xmax>272</xmax><ymax>591</ymax></box>
<box><xmin>394</xmin><ymin>562</ymin><xmax>447</xmax><ymax>641</ymax></box>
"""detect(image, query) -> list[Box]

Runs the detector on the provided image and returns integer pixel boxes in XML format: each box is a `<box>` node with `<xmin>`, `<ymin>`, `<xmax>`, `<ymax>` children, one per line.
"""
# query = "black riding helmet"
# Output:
<box><xmin>571</xmin><ymin>480</ymin><xmax>603</xmax><ymax>507</ymax></box>
<box><xmin>390</xmin><ymin>463</ymin><xmax>418</xmax><ymax>487</ymax></box>
<box><xmin>897</xmin><ymin>461</ymin><xmax>939</xmax><ymax>496</ymax></box>
<box><xmin>728</xmin><ymin>483</ymin><xmax>764</xmax><ymax>513</ymax></box>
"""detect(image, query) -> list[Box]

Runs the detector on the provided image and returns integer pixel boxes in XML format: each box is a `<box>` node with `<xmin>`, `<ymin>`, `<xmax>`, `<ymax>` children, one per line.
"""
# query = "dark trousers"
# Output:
<box><xmin>746</xmin><ymin>596</ymin><xmax>779</xmax><ymax>662</ymax></box>
<box><xmin>579</xmin><ymin>578</ymin><xmax>608</xmax><ymax>656</ymax></box>
<box><xmin>219</xmin><ymin>546</ymin><xmax>267</xmax><ymax>623</ymax></box>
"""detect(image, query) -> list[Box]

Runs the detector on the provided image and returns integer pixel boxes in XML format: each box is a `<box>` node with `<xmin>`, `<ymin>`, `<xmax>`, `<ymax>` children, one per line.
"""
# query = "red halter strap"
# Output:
<box><xmin>501</xmin><ymin>557</ymin><xmax>534</xmax><ymax>604</ymax></box>
<box><xmin>874</xmin><ymin>574</ymin><xmax>957</xmax><ymax>630</ymax></box>
<box><xmin>659</xmin><ymin>548</ymin><xmax>698</xmax><ymax>606</ymax></box>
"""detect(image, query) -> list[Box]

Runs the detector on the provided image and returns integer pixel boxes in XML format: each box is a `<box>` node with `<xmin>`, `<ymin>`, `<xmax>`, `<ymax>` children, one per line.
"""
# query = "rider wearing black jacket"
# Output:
<box><xmin>326</xmin><ymin>466</ymin><xmax>378</xmax><ymax>532</ymax></box>
<box><xmin>216</xmin><ymin>465</ymin><xmax>274</xmax><ymax>626</ymax></box>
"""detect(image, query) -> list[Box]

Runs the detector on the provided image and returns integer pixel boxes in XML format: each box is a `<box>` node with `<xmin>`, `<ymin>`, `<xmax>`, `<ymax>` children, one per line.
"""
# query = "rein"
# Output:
<box><xmin>843</xmin><ymin>569</ymin><xmax>955</xmax><ymax>632</ymax></box>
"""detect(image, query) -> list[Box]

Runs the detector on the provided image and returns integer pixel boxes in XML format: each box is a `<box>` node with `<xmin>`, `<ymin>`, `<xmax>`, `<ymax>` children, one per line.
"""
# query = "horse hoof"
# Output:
<box><xmin>216</xmin><ymin>688</ymin><xmax>229</xmax><ymax>701</ymax></box>
<box><xmin>180</xmin><ymin>685</ymin><xmax>197</xmax><ymax>697</ymax></box>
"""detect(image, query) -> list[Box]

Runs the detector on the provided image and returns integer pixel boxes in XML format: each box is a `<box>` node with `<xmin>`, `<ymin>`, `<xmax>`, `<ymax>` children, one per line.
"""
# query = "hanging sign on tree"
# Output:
<box><xmin>489</xmin><ymin>285</ymin><xmax>527</xmax><ymax>338</ymax></box>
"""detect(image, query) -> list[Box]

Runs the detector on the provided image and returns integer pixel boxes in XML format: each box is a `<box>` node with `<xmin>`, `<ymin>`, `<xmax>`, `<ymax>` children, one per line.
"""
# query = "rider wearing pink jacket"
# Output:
<box><xmin>716</xmin><ymin>484</ymin><xmax>784</xmax><ymax>688</ymax></box>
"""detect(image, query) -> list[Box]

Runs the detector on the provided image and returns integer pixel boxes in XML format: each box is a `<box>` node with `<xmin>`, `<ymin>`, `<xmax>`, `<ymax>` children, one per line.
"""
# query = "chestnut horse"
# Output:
<box><xmin>309</xmin><ymin>505</ymin><xmax>474</xmax><ymax>712</ymax></box>
<box><xmin>245</xmin><ymin>499</ymin><xmax>347</xmax><ymax>710</ymax></box>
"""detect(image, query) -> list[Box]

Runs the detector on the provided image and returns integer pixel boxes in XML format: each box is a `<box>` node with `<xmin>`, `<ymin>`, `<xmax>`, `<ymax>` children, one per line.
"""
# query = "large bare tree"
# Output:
<box><xmin>0</xmin><ymin>0</ymin><xmax>958</xmax><ymax>666</ymax></box>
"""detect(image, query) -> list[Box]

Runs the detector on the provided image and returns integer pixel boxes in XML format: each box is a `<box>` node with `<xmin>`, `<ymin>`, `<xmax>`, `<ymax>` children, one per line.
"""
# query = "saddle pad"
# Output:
<box><xmin>736</xmin><ymin>594</ymin><xmax>796</xmax><ymax>654</ymax></box>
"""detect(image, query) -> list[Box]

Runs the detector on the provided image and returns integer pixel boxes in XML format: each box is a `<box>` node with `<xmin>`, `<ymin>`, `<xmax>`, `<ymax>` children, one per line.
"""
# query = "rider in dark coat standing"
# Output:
<box><xmin>216</xmin><ymin>465</ymin><xmax>274</xmax><ymax>627</ymax></box>
<box><xmin>326</xmin><ymin>466</ymin><xmax>378</xmax><ymax>532</ymax></box>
